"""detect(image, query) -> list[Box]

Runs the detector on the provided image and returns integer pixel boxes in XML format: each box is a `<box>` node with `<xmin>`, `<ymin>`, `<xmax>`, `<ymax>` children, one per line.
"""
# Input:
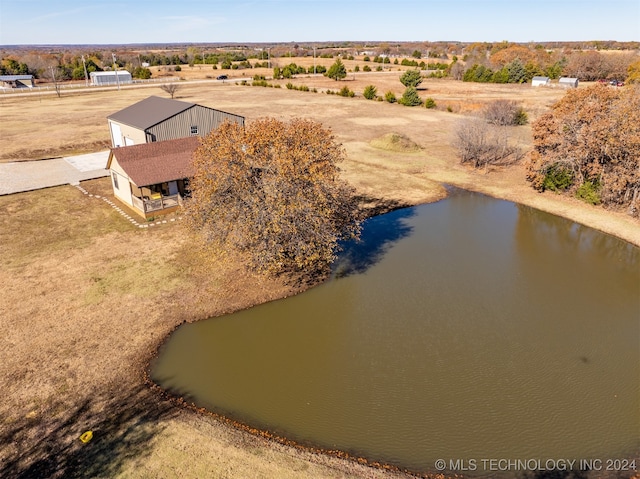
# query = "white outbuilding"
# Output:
<box><xmin>559</xmin><ymin>77</ymin><xmax>579</xmax><ymax>88</ymax></box>
<box><xmin>531</xmin><ymin>76</ymin><xmax>550</xmax><ymax>87</ymax></box>
<box><xmin>90</xmin><ymin>70</ymin><xmax>133</xmax><ymax>86</ymax></box>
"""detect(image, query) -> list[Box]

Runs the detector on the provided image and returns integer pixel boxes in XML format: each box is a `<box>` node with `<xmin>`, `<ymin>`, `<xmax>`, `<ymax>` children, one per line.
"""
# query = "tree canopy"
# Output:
<box><xmin>526</xmin><ymin>84</ymin><xmax>640</xmax><ymax>215</ymax></box>
<box><xmin>186</xmin><ymin>118</ymin><xmax>362</xmax><ymax>276</ymax></box>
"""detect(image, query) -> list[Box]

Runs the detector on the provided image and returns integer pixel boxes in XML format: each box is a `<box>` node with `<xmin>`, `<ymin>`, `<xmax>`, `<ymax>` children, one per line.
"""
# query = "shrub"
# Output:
<box><xmin>174</xmin><ymin>65</ymin><xmax>181</xmax><ymax>72</ymax></box>
<box><xmin>400</xmin><ymin>69</ymin><xmax>423</xmax><ymax>88</ymax></box>
<box><xmin>286</xmin><ymin>82</ymin><xmax>295</xmax><ymax>90</ymax></box>
<box><xmin>338</xmin><ymin>86</ymin><xmax>355</xmax><ymax>97</ymax></box>
<box><xmin>398</xmin><ymin>87</ymin><xmax>422</xmax><ymax>106</ymax></box>
<box><xmin>424</xmin><ymin>97</ymin><xmax>436</xmax><ymax>109</ymax></box>
<box><xmin>363</xmin><ymin>65</ymin><xmax>371</xmax><ymax>72</ymax></box>
<box><xmin>363</xmin><ymin>56</ymin><xmax>370</xmax><ymax>62</ymax></box>
<box><xmin>363</xmin><ymin>85</ymin><xmax>377</xmax><ymax>100</ymax></box>
<box><xmin>576</xmin><ymin>181</ymin><xmax>601</xmax><ymax>205</ymax></box>
<box><xmin>384</xmin><ymin>91</ymin><xmax>397</xmax><ymax>103</ymax></box>
<box><xmin>376</xmin><ymin>66</ymin><xmax>383</xmax><ymax>72</ymax></box>
<box><xmin>253</xmin><ymin>74</ymin><xmax>266</xmax><ymax>81</ymax></box>
<box><xmin>354</xmin><ymin>65</ymin><xmax>360</xmax><ymax>72</ymax></box>
<box><xmin>132</xmin><ymin>66</ymin><xmax>152</xmax><ymax>79</ymax></box>
<box><xmin>513</xmin><ymin>107</ymin><xmax>528</xmax><ymax>126</ymax></box>
<box><xmin>483</xmin><ymin>100</ymin><xmax>528</xmax><ymax>126</ymax></box>
<box><xmin>542</xmin><ymin>164</ymin><xmax>574</xmax><ymax>191</ymax></box>
<box><xmin>453</xmin><ymin>119</ymin><xmax>524</xmax><ymax>169</ymax></box>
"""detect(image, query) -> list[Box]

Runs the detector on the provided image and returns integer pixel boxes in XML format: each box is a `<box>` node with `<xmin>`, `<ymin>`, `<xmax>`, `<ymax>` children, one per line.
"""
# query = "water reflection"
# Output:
<box><xmin>333</xmin><ymin>206</ymin><xmax>416</xmax><ymax>278</ymax></box>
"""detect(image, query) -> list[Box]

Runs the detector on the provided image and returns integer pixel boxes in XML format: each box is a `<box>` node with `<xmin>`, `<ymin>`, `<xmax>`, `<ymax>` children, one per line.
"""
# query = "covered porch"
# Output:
<box><xmin>129</xmin><ymin>179</ymin><xmax>189</xmax><ymax>218</ymax></box>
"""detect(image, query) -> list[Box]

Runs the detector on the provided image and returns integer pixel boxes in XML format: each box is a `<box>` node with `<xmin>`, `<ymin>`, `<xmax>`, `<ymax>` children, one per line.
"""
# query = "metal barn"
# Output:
<box><xmin>559</xmin><ymin>77</ymin><xmax>579</xmax><ymax>88</ymax></box>
<box><xmin>107</xmin><ymin>96</ymin><xmax>245</xmax><ymax>147</ymax></box>
<box><xmin>531</xmin><ymin>76</ymin><xmax>550</xmax><ymax>87</ymax></box>
<box><xmin>90</xmin><ymin>71</ymin><xmax>133</xmax><ymax>86</ymax></box>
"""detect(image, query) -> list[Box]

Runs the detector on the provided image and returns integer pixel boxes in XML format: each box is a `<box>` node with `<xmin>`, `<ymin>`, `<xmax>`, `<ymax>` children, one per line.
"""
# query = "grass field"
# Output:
<box><xmin>1</xmin><ymin>72</ymin><xmax>639</xmax><ymax>478</ymax></box>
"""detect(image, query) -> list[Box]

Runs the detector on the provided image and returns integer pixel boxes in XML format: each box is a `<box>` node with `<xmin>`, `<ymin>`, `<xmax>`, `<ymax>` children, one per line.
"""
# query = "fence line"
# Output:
<box><xmin>0</xmin><ymin>76</ymin><xmax>180</xmax><ymax>95</ymax></box>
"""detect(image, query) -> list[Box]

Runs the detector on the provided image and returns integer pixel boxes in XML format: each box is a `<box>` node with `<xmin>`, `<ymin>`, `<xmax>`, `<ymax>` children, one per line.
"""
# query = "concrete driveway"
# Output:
<box><xmin>0</xmin><ymin>151</ymin><xmax>110</xmax><ymax>195</ymax></box>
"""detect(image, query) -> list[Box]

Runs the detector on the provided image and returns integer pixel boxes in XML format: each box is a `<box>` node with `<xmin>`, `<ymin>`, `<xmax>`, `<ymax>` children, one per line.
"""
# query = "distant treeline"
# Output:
<box><xmin>1</xmin><ymin>41</ymin><xmax>638</xmax><ymax>84</ymax></box>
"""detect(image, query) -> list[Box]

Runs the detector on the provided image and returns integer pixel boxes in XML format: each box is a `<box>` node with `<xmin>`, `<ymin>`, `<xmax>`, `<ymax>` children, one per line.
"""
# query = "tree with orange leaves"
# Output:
<box><xmin>186</xmin><ymin>118</ymin><xmax>361</xmax><ymax>276</ymax></box>
<box><xmin>526</xmin><ymin>84</ymin><xmax>640</xmax><ymax>216</ymax></box>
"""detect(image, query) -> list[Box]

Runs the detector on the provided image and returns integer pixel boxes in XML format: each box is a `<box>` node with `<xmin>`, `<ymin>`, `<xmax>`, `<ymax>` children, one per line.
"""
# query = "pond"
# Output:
<box><xmin>151</xmin><ymin>189</ymin><xmax>639</xmax><ymax>476</ymax></box>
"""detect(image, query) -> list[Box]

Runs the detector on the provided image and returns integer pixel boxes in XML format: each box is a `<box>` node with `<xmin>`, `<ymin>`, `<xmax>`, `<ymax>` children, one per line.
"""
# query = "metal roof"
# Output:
<box><xmin>107</xmin><ymin>95</ymin><xmax>196</xmax><ymax>131</ymax></box>
<box><xmin>90</xmin><ymin>71</ymin><xmax>131</xmax><ymax>77</ymax></box>
<box><xmin>107</xmin><ymin>136</ymin><xmax>199</xmax><ymax>187</ymax></box>
<box><xmin>0</xmin><ymin>75</ymin><xmax>34</xmax><ymax>81</ymax></box>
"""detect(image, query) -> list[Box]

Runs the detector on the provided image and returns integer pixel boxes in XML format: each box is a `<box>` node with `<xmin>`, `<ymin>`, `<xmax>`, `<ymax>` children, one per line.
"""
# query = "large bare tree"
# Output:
<box><xmin>159</xmin><ymin>83</ymin><xmax>180</xmax><ymax>99</ymax></box>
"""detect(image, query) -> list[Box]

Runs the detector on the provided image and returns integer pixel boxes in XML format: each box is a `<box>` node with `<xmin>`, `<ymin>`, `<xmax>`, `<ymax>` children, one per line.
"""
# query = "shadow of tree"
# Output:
<box><xmin>0</xmin><ymin>384</ymin><xmax>177</xmax><ymax>479</ymax></box>
<box><xmin>332</xmin><ymin>196</ymin><xmax>416</xmax><ymax>278</ymax></box>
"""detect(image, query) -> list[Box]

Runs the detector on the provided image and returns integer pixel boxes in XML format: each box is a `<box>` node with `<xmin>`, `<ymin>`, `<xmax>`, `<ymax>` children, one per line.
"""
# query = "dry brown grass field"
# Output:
<box><xmin>1</xmin><ymin>71</ymin><xmax>639</xmax><ymax>478</ymax></box>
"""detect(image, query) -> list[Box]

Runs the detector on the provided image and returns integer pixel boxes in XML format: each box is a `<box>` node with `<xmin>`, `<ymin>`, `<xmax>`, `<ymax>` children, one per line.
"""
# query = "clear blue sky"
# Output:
<box><xmin>1</xmin><ymin>0</ymin><xmax>638</xmax><ymax>45</ymax></box>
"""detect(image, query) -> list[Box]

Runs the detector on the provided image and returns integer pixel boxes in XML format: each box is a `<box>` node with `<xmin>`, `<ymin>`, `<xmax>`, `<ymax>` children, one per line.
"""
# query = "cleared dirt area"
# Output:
<box><xmin>1</xmin><ymin>75</ymin><xmax>638</xmax><ymax>478</ymax></box>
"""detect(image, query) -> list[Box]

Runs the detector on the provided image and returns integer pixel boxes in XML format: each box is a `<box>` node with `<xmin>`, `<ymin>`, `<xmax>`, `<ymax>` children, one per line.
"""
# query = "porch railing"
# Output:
<box><xmin>132</xmin><ymin>194</ymin><xmax>180</xmax><ymax>214</ymax></box>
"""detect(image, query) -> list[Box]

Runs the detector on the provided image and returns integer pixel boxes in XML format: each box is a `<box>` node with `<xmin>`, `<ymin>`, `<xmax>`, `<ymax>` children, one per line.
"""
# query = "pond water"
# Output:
<box><xmin>151</xmin><ymin>189</ymin><xmax>639</xmax><ymax>475</ymax></box>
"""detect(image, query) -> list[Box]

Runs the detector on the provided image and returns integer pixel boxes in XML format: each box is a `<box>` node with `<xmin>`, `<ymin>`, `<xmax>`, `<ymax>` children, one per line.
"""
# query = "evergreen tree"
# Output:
<box><xmin>400</xmin><ymin>69</ymin><xmax>423</xmax><ymax>88</ymax></box>
<box><xmin>326</xmin><ymin>58</ymin><xmax>347</xmax><ymax>81</ymax></box>
<box><xmin>398</xmin><ymin>87</ymin><xmax>422</xmax><ymax>106</ymax></box>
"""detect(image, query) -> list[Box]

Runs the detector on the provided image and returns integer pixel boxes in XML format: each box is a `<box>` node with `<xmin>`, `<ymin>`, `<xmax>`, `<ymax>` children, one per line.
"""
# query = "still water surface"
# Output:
<box><xmin>152</xmin><ymin>190</ymin><xmax>639</xmax><ymax>474</ymax></box>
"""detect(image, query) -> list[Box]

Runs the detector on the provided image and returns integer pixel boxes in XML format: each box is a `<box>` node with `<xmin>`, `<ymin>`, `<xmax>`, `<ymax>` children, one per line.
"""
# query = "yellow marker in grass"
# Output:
<box><xmin>79</xmin><ymin>431</ymin><xmax>93</xmax><ymax>443</ymax></box>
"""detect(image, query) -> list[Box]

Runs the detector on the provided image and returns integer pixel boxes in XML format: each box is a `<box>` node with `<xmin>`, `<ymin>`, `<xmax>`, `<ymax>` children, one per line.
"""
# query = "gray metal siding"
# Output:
<box><xmin>145</xmin><ymin>106</ymin><xmax>244</xmax><ymax>142</ymax></box>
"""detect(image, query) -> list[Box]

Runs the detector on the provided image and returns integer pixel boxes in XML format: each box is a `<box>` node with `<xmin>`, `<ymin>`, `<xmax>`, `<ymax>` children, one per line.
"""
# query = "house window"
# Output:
<box><xmin>112</xmin><ymin>172</ymin><xmax>119</xmax><ymax>190</ymax></box>
<box><xmin>190</xmin><ymin>125</ymin><xmax>199</xmax><ymax>135</ymax></box>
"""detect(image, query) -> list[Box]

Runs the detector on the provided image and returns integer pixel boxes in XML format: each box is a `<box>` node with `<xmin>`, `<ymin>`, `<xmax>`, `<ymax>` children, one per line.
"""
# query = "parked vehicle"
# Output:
<box><xmin>217</xmin><ymin>75</ymin><xmax>228</xmax><ymax>81</ymax></box>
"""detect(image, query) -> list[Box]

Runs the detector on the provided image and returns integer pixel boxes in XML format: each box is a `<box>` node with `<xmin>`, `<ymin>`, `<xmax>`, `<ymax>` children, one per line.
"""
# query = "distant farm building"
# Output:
<box><xmin>0</xmin><ymin>75</ymin><xmax>35</xmax><ymax>88</ymax></box>
<box><xmin>559</xmin><ymin>77</ymin><xmax>579</xmax><ymax>88</ymax></box>
<box><xmin>106</xmin><ymin>136</ymin><xmax>198</xmax><ymax>218</ymax></box>
<box><xmin>531</xmin><ymin>76</ymin><xmax>550</xmax><ymax>87</ymax></box>
<box><xmin>107</xmin><ymin>95</ymin><xmax>245</xmax><ymax>148</ymax></box>
<box><xmin>90</xmin><ymin>70</ymin><xmax>133</xmax><ymax>86</ymax></box>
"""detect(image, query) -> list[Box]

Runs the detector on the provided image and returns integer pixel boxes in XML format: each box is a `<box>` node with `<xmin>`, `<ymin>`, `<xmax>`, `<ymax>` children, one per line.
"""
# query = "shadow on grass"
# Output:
<box><xmin>0</xmin><ymin>384</ymin><xmax>177</xmax><ymax>479</ymax></box>
<box><xmin>331</xmin><ymin>195</ymin><xmax>416</xmax><ymax>278</ymax></box>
